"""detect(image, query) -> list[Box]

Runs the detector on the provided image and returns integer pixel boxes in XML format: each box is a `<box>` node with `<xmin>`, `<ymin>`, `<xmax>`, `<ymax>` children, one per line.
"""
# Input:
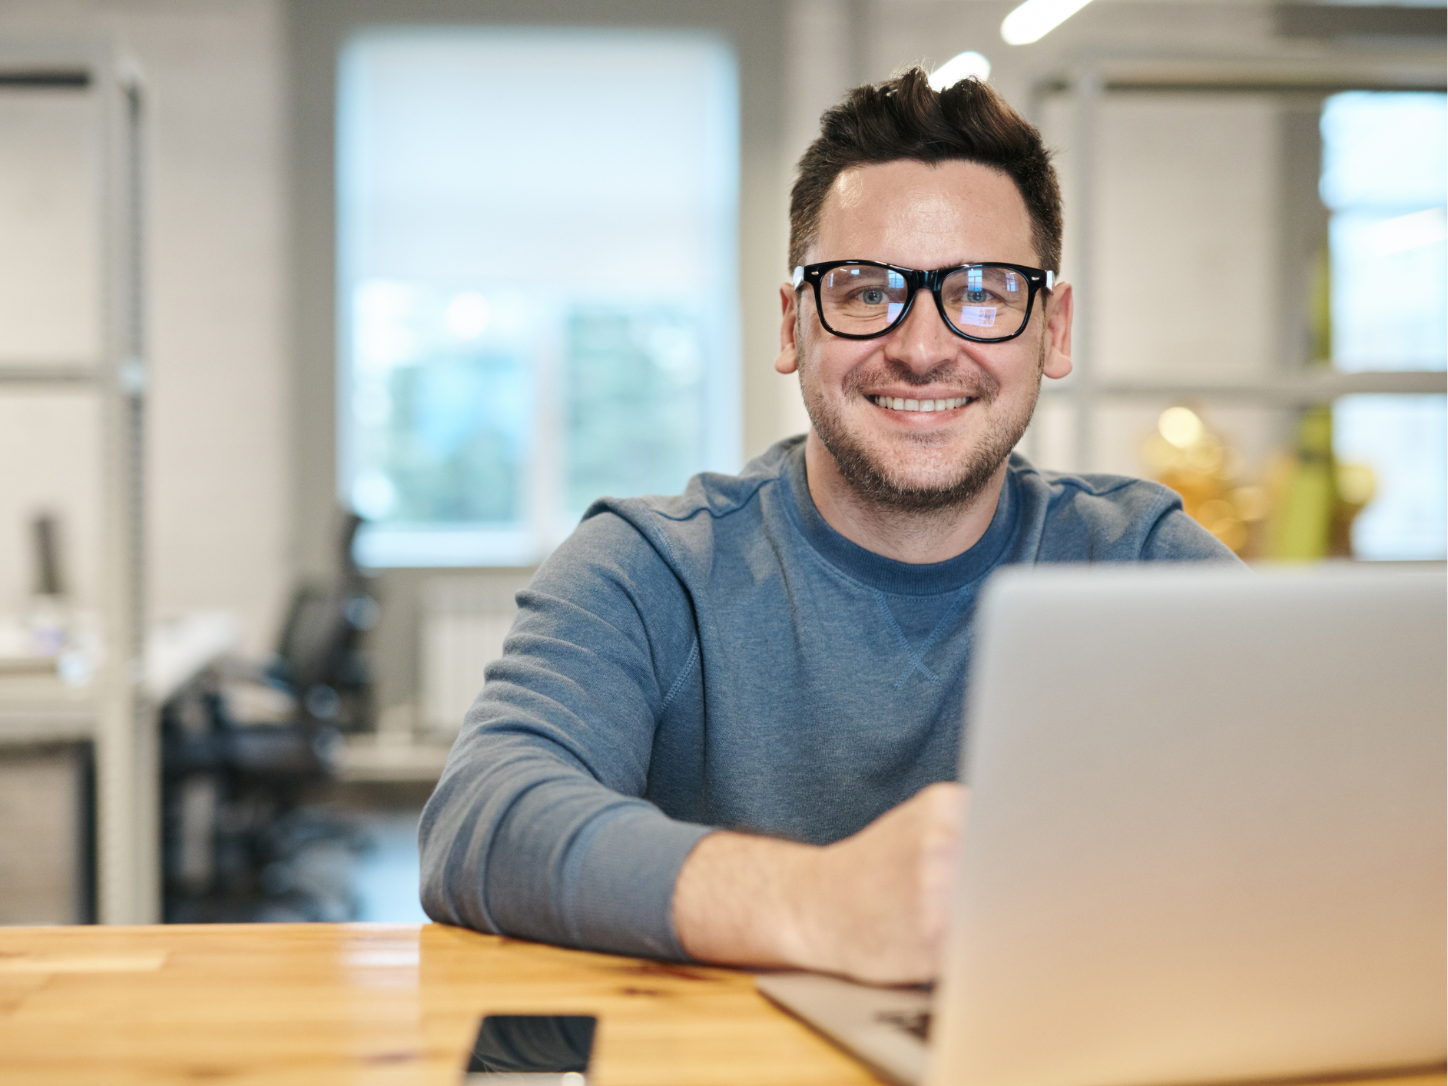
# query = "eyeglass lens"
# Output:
<box><xmin>818</xmin><ymin>264</ymin><xmax>1032</xmax><ymax>340</ymax></box>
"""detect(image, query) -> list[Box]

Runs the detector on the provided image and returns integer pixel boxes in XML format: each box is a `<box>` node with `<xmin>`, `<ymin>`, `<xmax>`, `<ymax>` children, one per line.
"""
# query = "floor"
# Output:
<box><xmin>162</xmin><ymin>780</ymin><xmax>434</xmax><ymax>925</ymax></box>
<box><xmin>348</xmin><ymin>805</ymin><xmax>430</xmax><ymax>923</ymax></box>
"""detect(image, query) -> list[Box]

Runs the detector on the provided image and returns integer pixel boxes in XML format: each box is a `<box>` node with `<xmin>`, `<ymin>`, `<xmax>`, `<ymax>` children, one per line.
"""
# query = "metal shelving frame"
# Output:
<box><xmin>0</xmin><ymin>42</ymin><xmax>150</xmax><ymax>923</ymax></box>
<box><xmin>1029</xmin><ymin>51</ymin><xmax>1448</xmax><ymax>472</ymax></box>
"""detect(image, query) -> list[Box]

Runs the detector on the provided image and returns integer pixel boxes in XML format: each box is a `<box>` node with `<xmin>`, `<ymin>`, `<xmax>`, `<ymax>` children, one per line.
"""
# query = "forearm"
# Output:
<box><xmin>672</xmin><ymin>831</ymin><xmax>827</xmax><ymax>970</ymax></box>
<box><xmin>419</xmin><ymin>509</ymin><xmax>711</xmax><ymax>956</ymax></box>
<box><xmin>671</xmin><ymin>783</ymin><xmax>967</xmax><ymax>984</ymax></box>
<box><xmin>420</xmin><ymin>742</ymin><xmax>712</xmax><ymax>959</ymax></box>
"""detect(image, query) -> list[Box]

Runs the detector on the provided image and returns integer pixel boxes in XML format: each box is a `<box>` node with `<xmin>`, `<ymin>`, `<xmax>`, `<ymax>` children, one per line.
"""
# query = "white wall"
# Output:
<box><xmin>0</xmin><ymin>0</ymin><xmax>290</xmax><ymax>653</ymax></box>
<box><xmin>0</xmin><ymin>0</ymin><xmax>1356</xmax><ymax>694</ymax></box>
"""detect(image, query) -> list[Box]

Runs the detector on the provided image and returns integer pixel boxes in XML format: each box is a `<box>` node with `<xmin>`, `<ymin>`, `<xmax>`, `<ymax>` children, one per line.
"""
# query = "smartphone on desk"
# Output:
<box><xmin>462</xmin><ymin>1014</ymin><xmax>596</xmax><ymax>1085</ymax></box>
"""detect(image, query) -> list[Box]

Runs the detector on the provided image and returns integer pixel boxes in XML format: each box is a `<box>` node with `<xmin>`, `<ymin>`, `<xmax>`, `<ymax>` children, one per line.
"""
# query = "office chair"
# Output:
<box><xmin>161</xmin><ymin>512</ymin><xmax>379</xmax><ymax>922</ymax></box>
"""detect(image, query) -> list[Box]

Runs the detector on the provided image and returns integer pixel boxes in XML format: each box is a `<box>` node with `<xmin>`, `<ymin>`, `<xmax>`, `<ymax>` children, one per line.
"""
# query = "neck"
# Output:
<box><xmin>802</xmin><ymin>432</ymin><xmax>1007</xmax><ymax>565</ymax></box>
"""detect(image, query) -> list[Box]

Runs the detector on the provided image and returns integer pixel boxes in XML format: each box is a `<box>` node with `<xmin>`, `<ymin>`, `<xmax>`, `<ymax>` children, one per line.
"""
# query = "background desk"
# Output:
<box><xmin>2</xmin><ymin>923</ymin><xmax>1444</xmax><ymax>1086</ymax></box>
<box><xmin>0</xmin><ymin>612</ymin><xmax>242</xmax><ymax>924</ymax></box>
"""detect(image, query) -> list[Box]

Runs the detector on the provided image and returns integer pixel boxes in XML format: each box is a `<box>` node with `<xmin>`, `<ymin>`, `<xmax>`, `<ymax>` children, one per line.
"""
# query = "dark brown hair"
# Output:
<box><xmin>788</xmin><ymin>66</ymin><xmax>1062</xmax><ymax>274</ymax></box>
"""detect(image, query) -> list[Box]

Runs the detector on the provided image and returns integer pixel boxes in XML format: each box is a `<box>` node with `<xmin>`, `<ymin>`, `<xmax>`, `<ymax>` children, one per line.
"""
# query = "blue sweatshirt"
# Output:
<box><xmin>419</xmin><ymin>437</ymin><xmax>1238</xmax><ymax>960</ymax></box>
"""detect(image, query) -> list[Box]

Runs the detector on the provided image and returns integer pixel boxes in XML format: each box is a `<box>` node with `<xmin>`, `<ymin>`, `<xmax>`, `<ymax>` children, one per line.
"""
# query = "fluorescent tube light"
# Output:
<box><xmin>1363</xmin><ymin>207</ymin><xmax>1448</xmax><ymax>257</ymax></box>
<box><xmin>929</xmin><ymin>50</ymin><xmax>992</xmax><ymax>89</ymax></box>
<box><xmin>1001</xmin><ymin>0</ymin><xmax>1097</xmax><ymax>45</ymax></box>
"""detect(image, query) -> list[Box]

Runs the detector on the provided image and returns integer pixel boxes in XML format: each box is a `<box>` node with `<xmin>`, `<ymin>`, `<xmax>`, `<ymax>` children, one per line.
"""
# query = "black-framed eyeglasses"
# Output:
<box><xmin>792</xmin><ymin>260</ymin><xmax>1056</xmax><ymax>343</ymax></box>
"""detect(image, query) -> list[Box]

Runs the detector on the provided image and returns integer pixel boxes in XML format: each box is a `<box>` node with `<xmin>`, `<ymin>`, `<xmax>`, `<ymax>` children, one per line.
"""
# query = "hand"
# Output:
<box><xmin>672</xmin><ymin>782</ymin><xmax>968</xmax><ymax>985</ymax></box>
<box><xmin>801</xmin><ymin>781</ymin><xmax>968</xmax><ymax>983</ymax></box>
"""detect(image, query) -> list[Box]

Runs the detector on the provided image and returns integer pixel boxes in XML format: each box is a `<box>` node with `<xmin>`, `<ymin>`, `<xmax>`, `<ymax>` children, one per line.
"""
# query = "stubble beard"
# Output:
<box><xmin>800</xmin><ymin>338</ymin><xmax>1044</xmax><ymax>516</ymax></box>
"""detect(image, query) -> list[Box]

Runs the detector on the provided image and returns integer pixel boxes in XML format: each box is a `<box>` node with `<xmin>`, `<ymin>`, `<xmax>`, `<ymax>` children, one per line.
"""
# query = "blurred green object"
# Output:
<box><xmin>1267</xmin><ymin>407</ymin><xmax>1338</xmax><ymax>561</ymax></box>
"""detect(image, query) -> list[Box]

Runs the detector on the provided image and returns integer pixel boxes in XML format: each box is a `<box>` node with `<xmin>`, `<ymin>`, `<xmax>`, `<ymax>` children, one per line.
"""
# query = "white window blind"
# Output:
<box><xmin>338</xmin><ymin>29</ymin><xmax>741</xmax><ymax>567</ymax></box>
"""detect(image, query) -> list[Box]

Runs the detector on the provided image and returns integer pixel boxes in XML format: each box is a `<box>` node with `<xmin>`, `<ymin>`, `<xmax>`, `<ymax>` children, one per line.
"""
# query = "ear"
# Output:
<box><xmin>1041</xmin><ymin>281</ymin><xmax>1073</xmax><ymax>381</ymax></box>
<box><xmin>774</xmin><ymin>283</ymin><xmax>800</xmax><ymax>375</ymax></box>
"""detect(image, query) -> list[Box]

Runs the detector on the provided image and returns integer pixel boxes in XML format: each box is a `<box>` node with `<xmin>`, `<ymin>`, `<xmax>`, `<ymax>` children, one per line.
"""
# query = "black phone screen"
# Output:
<box><xmin>465</xmin><ymin>1014</ymin><xmax>597</xmax><ymax>1076</ymax></box>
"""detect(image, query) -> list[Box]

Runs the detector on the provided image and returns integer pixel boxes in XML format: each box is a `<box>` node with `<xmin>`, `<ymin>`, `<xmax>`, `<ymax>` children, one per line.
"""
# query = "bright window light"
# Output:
<box><xmin>1321</xmin><ymin>91</ymin><xmax>1447</xmax><ymax>561</ymax></box>
<box><xmin>929</xmin><ymin>51</ymin><xmax>991</xmax><ymax>90</ymax></box>
<box><xmin>1321</xmin><ymin>92</ymin><xmax>1446</xmax><ymax>371</ymax></box>
<box><xmin>337</xmin><ymin>29</ymin><xmax>741</xmax><ymax>568</ymax></box>
<box><xmin>1334</xmin><ymin>395</ymin><xmax>1446</xmax><ymax>560</ymax></box>
<box><xmin>1001</xmin><ymin>0</ymin><xmax>1097</xmax><ymax>45</ymax></box>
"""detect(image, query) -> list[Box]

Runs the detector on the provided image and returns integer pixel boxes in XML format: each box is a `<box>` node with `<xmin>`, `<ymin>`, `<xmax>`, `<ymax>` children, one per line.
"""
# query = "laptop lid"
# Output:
<box><xmin>929</xmin><ymin>566</ymin><xmax>1446</xmax><ymax>1086</ymax></box>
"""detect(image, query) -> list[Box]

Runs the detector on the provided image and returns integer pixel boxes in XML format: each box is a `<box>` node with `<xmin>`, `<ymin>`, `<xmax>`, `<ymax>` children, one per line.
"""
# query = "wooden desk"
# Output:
<box><xmin>0</xmin><ymin>922</ymin><xmax>883</xmax><ymax>1085</ymax></box>
<box><xmin>2</xmin><ymin>923</ymin><xmax>1443</xmax><ymax>1086</ymax></box>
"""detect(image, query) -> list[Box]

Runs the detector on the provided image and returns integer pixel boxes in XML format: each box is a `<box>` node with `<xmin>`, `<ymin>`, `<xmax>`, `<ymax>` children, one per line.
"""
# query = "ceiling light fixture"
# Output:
<box><xmin>1000</xmin><ymin>0</ymin><xmax>1098</xmax><ymax>45</ymax></box>
<box><xmin>928</xmin><ymin>50</ymin><xmax>992</xmax><ymax>89</ymax></box>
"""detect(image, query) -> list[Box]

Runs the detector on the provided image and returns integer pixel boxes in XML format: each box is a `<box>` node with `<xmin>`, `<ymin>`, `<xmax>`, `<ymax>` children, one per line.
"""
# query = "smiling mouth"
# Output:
<box><xmin>869</xmin><ymin>394</ymin><xmax>974</xmax><ymax>413</ymax></box>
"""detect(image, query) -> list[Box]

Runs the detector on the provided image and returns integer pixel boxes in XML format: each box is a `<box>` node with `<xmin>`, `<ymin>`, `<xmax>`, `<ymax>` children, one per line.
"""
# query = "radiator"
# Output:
<box><xmin>420</xmin><ymin>576</ymin><xmax>522</xmax><ymax>736</ymax></box>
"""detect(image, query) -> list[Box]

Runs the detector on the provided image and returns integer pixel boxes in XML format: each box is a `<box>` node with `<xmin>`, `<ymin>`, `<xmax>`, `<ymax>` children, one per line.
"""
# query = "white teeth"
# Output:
<box><xmin>872</xmin><ymin>395</ymin><xmax>971</xmax><ymax>412</ymax></box>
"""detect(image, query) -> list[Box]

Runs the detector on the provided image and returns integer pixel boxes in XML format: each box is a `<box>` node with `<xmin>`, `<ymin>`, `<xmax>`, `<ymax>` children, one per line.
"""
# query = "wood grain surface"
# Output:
<box><xmin>0</xmin><ymin>922</ymin><xmax>884</xmax><ymax>1085</ymax></box>
<box><xmin>0</xmin><ymin>923</ymin><xmax>1442</xmax><ymax>1086</ymax></box>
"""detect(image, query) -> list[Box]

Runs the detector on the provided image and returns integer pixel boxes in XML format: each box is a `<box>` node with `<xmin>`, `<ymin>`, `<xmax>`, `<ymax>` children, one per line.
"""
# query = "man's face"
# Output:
<box><xmin>776</xmin><ymin>159</ymin><xmax>1073</xmax><ymax>511</ymax></box>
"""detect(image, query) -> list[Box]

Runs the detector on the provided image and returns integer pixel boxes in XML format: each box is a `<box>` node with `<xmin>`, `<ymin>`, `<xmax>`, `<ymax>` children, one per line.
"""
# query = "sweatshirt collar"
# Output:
<box><xmin>780</xmin><ymin>441</ymin><xmax>1018</xmax><ymax>597</ymax></box>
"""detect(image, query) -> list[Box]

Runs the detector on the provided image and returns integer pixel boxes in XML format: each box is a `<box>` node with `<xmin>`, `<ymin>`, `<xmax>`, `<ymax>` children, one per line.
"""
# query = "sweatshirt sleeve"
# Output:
<box><xmin>1141</xmin><ymin>505</ymin><xmax>1244</xmax><ymax>563</ymax></box>
<box><xmin>417</xmin><ymin>510</ymin><xmax>714</xmax><ymax>960</ymax></box>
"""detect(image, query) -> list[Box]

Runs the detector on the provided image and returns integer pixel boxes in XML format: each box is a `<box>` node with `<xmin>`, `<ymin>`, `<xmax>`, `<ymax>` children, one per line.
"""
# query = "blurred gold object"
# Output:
<box><xmin>1157</xmin><ymin>406</ymin><xmax>1204</xmax><ymax>449</ymax></box>
<box><xmin>1142</xmin><ymin>406</ymin><xmax>1263</xmax><ymax>556</ymax></box>
<box><xmin>1229</xmin><ymin>484</ymin><xmax>1270</xmax><ymax>523</ymax></box>
<box><xmin>1144</xmin><ymin>404</ymin><xmax>1376</xmax><ymax>560</ymax></box>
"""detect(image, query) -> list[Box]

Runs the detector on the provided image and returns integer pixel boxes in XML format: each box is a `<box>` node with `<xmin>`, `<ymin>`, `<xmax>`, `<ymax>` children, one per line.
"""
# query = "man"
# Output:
<box><xmin>419</xmin><ymin>68</ymin><xmax>1235</xmax><ymax>985</ymax></box>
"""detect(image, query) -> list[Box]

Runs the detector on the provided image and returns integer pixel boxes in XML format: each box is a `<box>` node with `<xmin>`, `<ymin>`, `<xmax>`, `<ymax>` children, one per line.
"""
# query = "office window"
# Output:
<box><xmin>338</xmin><ymin>30</ymin><xmax>740</xmax><ymax>567</ymax></box>
<box><xmin>1334</xmin><ymin>394</ymin><xmax>1446</xmax><ymax>560</ymax></box>
<box><xmin>1320</xmin><ymin>92</ymin><xmax>1446</xmax><ymax>372</ymax></box>
<box><xmin>1320</xmin><ymin>92</ymin><xmax>1447</xmax><ymax>559</ymax></box>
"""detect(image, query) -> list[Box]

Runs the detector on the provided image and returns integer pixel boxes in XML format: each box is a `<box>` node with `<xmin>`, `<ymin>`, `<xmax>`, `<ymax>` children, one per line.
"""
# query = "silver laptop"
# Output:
<box><xmin>757</xmin><ymin>566</ymin><xmax>1446</xmax><ymax>1086</ymax></box>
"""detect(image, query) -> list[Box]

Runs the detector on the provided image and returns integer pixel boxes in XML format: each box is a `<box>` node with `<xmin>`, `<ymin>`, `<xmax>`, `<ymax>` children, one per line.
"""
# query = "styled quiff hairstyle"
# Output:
<box><xmin>788</xmin><ymin>67</ymin><xmax>1062</xmax><ymax>275</ymax></box>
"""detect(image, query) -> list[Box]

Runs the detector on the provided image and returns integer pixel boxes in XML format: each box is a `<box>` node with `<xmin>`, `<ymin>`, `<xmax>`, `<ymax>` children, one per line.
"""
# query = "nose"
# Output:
<box><xmin>885</xmin><ymin>288</ymin><xmax>958</xmax><ymax>373</ymax></box>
